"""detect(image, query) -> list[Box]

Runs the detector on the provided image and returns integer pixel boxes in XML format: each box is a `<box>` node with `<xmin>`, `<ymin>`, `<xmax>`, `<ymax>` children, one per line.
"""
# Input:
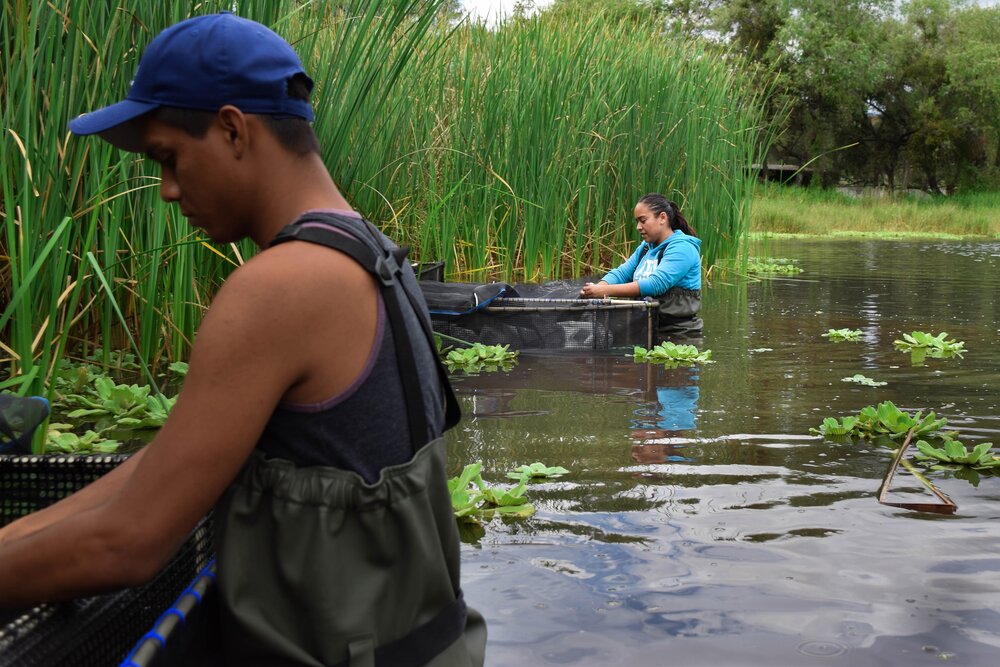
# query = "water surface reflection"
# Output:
<box><xmin>450</xmin><ymin>239</ymin><xmax>1000</xmax><ymax>666</ymax></box>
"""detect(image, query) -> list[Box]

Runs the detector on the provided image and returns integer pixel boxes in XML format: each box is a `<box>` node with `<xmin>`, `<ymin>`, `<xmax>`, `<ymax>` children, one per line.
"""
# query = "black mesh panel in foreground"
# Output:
<box><xmin>0</xmin><ymin>455</ymin><xmax>214</xmax><ymax>667</ymax></box>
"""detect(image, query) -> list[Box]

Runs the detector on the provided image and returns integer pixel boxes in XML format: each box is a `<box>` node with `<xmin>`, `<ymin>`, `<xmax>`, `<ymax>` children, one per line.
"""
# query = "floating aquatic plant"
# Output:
<box><xmin>632</xmin><ymin>342</ymin><xmax>712</xmax><ymax>365</ymax></box>
<box><xmin>810</xmin><ymin>401</ymin><xmax>948</xmax><ymax>441</ymax></box>
<box><xmin>53</xmin><ymin>361</ymin><xmax>102</xmax><ymax>395</ymax></box>
<box><xmin>448</xmin><ymin>463</ymin><xmax>535</xmax><ymax>521</ymax></box>
<box><xmin>167</xmin><ymin>362</ymin><xmax>189</xmax><ymax>377</ymax></box>
<box><xmin>747</xmin><ymin>257</ymin><xmax>804</xmax><ymax>275</ymax></box>
<box><xmin>45</xmin><ymin>423</ymin><xmax>121</xmax><ymax>454</ymax></box>
<box><xmin>508</xmin><ymin>462</ymin><xmax>569</xmax><ymax>481</ymax></box>
<box><xmin>841</xmin><ymin>374</ymin><xmax>886</xmax><ymax>387</ymax></box>
<box><xmin>438</xmin><ymin>340</ymin><xmax>518</xmax><ymax>374</ymax></box>
<box><xmin>822</xmin><ymin>328</ymin><xmax>862</xmax><ymax>342</ymax></box>
<box><xmin>893</xmin><ymin>331</ymin><xmax>965</xmax><ymax>357</ymax></box>
<box><xmin>58</xmin><ymin>376</ymin><xmax>176</xmax><ymax>431</ymax></box>
<box><xmin>907</xmin><ymin>437</ymin><xmax>1000</xmax><ymax>488</ymax></box>
<box><xmin>914</xmin><ymin>438</ymin><xmax>1000</xmax><ymax>471</ymax></box>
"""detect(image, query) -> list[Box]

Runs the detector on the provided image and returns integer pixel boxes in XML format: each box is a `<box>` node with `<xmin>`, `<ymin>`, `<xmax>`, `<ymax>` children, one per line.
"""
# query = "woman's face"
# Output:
<box><xmin>634</xmin><ymin>202</ymin><xmax>670</xmax><ymax>245</ymax></box>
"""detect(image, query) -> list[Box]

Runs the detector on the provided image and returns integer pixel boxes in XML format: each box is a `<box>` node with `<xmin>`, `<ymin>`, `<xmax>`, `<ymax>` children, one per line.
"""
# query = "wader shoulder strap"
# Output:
<box><xmin>636</xmin><ymin>243</ymin><xmax>666</xmax><ymax>266</ymax></box>
<box><xmin>269</xmin><ymin>219</ymin><xmax>460</xmax><ymax>449</ymax></box>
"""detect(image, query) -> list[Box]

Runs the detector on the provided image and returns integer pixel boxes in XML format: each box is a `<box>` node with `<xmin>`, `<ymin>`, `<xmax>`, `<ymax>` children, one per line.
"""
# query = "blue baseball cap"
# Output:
<box><xmin>68</xmin><ymin>12</ymin><xmax>314</xmax><ymax>152</ymax></box>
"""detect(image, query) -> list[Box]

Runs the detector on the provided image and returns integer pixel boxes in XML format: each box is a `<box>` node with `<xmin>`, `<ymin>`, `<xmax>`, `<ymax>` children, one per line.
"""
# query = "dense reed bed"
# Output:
<box><xmin>1</xmin><ymin>0</ymin><xmax>767</xmax><ymax>429</ymax></box>
<box><xmin>338</xmin><ymin>15</ymin><xmax>769</xmax><ymax>281</ymax></box>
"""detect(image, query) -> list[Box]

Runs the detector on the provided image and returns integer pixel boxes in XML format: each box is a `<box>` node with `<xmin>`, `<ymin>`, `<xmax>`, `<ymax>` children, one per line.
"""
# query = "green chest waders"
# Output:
<box><xmin>215</xmin><ymin>214</ymin><xmax>486</xmax><ymax>667</ymax></box>
<box><xmin>656</xmin><ymin>286</ymin><xmax>703</xmax><ymax>337</ymax></box>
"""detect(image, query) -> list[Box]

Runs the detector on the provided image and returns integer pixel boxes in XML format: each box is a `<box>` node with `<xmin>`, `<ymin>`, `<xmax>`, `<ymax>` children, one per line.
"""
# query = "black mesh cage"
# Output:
<box><xmin>432</xmin><ymin>297</ymin><xmax>656</xmax><ymax>351</ymax></box>
<box><xmin>0</xmin><ymin>455</ymin><xmax>214</xmax><ymax>667</ymax></box>
<box><xmin>421</xmin><ymin>280</ymin><xmax>656</xmax><ymax>351</ymax></box>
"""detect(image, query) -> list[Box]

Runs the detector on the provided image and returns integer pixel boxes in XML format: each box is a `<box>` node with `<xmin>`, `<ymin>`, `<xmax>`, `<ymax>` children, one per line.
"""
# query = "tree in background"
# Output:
<box><xmin>540</xmin><ymin>0</ymin><xmax>1000</xmax><ymax>192</ymax></box>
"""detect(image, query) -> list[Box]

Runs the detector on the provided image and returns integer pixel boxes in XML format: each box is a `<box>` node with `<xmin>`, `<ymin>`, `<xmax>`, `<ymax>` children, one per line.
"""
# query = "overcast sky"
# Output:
<box><xmin>461</xmin><ymin>0</ymin><xmax>999</xmax><ymax>23</ymax></box>
<box><xmin>461</xmin><ymin>0</ymin><xmax>552</xmax><ymax>23</ymax></box>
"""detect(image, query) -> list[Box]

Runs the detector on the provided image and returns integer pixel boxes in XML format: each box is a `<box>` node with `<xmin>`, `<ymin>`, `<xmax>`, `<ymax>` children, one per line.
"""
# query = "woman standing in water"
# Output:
<box><xmin>580</xmin><ymin>193</ymin><xmax>703</xmax><ymax>336</ymax></box>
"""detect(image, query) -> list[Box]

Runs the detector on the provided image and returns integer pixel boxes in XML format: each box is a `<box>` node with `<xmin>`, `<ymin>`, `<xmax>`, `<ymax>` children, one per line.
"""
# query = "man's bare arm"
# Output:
<box><xmin>0</xmin><ymin>448</ymin><xmax>147</xmax><ymax>546</ymax></box>
<box><xmin>0</xmin><ymin>254</ymin><xmax>322</xmax><ymax>608</ymax></box>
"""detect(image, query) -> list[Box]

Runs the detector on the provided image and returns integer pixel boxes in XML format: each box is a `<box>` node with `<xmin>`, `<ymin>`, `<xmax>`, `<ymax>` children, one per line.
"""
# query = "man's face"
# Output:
<box><xmin>139</xmin><ymin>114</ymin><xmax>248</xmax><ymax>243</ymax></box>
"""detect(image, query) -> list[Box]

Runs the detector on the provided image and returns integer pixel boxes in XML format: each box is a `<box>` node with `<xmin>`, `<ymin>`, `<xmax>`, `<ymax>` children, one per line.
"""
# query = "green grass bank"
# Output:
<box><xmin>751</xmin><ymin>184</ymin><xmax>1000</xmax><ymax>238</ymax></box>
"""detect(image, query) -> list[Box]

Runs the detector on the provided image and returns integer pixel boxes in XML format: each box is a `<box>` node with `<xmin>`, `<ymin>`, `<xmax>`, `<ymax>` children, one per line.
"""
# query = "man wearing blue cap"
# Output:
<box><xmin>0</xmin><ymin>12</ymin><xmax>485</xmax><ymax>666</ymax></box>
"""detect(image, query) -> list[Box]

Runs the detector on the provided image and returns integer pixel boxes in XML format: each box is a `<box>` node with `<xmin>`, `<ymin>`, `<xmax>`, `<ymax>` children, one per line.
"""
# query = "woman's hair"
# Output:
<box><xmin>638</xmin><ymin>192</ymin><xmax>697</xmax><ymax>238</ymax></box>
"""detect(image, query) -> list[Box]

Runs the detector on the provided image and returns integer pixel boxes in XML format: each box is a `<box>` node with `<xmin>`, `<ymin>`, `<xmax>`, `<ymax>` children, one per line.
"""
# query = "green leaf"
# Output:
<box><xmin>944</xmin><ymin>439</ymin><xmax>967</xmax><ymax>461</ymax></box>
<box><xmin>916</xmin><ymin>440</ymin><xmax>950</xmax><ymax>462</ymax></box>
<box><xmin>508</xmin><ymin>462</ymin><xmax>570</xmax><ymax>479</ymax></box>
<box><xmin>66</xmin><ymin>408</ymin><xmax>107</xmax><ymax>419</ymax></box>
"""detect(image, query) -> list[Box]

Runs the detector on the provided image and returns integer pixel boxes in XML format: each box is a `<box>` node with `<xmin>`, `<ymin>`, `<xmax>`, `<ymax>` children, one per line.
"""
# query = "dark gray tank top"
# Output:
<box><xmin>255</xmin><ymin>212</ymin><xmax>445</xmax><ymax>483</ymax></box>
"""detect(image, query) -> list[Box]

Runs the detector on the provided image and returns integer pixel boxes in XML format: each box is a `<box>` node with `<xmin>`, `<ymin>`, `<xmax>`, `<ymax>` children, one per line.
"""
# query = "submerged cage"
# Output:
<box><xmin>420</xmin><ymin>281</ymin><xmax>657</xmax><ymax>351</ymax></box>
<box><xmin>0</xmin><ymin>455</ymin><xmax>214</xmax><ymax>667</ymax></box>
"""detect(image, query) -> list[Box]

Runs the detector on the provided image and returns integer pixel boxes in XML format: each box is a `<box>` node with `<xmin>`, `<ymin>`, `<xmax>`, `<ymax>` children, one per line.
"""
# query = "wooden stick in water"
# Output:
<box><xmin>877</xmin><ymin>427</ymin><xmax>957</xmax><ymax>515</ymax></box>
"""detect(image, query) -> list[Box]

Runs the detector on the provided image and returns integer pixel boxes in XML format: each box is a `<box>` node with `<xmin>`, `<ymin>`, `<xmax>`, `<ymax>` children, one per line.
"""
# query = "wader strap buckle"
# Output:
<box><xmin>372</xmin><ymin>247</ymin><xmax>410</xmax><ymax>287</ymax></box>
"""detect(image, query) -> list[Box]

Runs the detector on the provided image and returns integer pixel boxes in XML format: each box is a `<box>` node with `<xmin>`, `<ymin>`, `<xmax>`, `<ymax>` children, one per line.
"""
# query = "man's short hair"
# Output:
<box><xmin>155</xmin><ymin>74</ymin><xmax>321</xmax><ymax>156</ymax></box>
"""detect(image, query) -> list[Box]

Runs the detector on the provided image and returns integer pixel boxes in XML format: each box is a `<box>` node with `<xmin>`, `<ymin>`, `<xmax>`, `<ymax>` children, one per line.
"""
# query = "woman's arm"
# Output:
<box><xmin>580</xmin><ymin>243</ymin><xmax>647</xmax><ymax>297</ymax></box>
<box><xmin>579</xmin><ymin>280</ymin><xmax>641</xmax><ymax>298</ymax></box>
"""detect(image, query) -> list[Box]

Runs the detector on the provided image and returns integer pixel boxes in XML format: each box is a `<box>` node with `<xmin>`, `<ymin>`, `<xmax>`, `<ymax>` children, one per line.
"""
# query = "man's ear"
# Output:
<box><xmin>215</xmin><ymin>105</ymin><xmax>249</xmax><ymax>157</ymax></box>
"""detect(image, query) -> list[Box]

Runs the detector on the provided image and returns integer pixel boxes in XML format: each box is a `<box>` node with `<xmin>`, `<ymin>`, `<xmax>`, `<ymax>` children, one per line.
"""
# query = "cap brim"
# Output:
<box><xmin>68</xmin><ymin>99</ymin><xmax>159</xmax><ymax>152</ymax></box>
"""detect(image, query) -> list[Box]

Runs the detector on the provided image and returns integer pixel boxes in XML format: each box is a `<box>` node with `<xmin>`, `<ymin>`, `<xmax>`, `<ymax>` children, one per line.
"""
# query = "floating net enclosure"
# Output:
<box><xmin>0</xmin><ymin>455</ymin><xmax>214</xmax><ymax>667</ymax></box>
<box><xmin>420</xmin><ymin>281</ymin><xmax>656</xmax><ymax>351</ymax></box>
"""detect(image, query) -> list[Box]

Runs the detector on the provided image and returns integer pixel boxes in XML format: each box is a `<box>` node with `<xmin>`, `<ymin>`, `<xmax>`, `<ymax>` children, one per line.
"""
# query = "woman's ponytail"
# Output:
<box><xmin>667</xmin><ymin>201</ymin><xmax>697</xmax><ymax>238</ymax></box>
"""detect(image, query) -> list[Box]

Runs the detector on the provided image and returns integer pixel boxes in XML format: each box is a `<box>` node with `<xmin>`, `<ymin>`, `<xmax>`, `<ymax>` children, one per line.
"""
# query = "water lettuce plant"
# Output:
<box><xmin>53</xmin><ymin>361</ymin><xmax>102</xmax><ymax>395</ymax></box>
<box><xmin>893</xmin><ymin>331</ymin><xmax>965</xmax><ymax>357</ymax></box>
<box><xmin>810</xmin><ymin>401</ymin><xmax>948</xmax><ymax>441</ymax></box>
<box><xmin>841</xmin><ymin>374</ymin><xmax>887</xmax><ymax>387</ymax></box>
<box><xmin>167</xmin><ymin>362</ymin><xmax>189</xmax><ymax>377</ymax></box>
<box><xmin>823</xmin><ymin>329</ymin><xmax>862</xmax><ymax>342</ymax></box>
<box><xmin>632</xmin><ymin>342</ymin><xmax>712</xmax><ymax>365</ymax></box>
<box><xmin>45</xmin><ymin>423</ymin><xmax>121</xmax><ymax>454</ymax></box>
<box><xmin>914</xmin><ymin>438</ymin><xmax>1000</xmax><ymax>471</ymax></box>
<box><xmin>441</xmin><ymin>343</ymin><xmax>519</xmax><ymax>374</ymax></box>
<box><xmin>508</xmin><ymin>462</ymin><xmax>569</xmax><ymax>481</ymax></box>
<box><xmin>911</xmin><ymin>438</ymin><xmax>1000</xmax><ymax>487</ymax></box>
<box><xmin>58</xmin><ymin>376</ymin><xmax>176</xmax><ymax>431</ymax></box>
<box><xmin>747</xmin><ymin>257</ymin><xmax>804</xmax><ymax>275</ymax></box>
<box><xmin>448</xmin><ymin>462</ymin><xmax>535</xmax><ymax>521</ymax></box>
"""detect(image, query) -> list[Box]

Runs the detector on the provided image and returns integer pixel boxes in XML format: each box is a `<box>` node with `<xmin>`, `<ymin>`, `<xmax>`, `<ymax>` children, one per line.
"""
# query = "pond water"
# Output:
<box><xmin>450</xmin><ymin>239</ymin><xmax>1000</xmax><ymax>667</ymax></box>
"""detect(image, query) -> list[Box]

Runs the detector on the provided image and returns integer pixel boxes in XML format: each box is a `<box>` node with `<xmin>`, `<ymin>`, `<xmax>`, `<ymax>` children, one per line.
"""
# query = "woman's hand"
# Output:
<box><xmin>579</xmin><ymin>282</ymin><xmax>606</xmax><ymax>298</ymax></box>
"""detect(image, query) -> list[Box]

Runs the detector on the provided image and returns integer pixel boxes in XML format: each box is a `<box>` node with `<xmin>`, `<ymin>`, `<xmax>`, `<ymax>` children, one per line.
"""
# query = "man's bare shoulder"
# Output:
<box><xmin>234</xmin><ymin>239</ymin><xmax>373</xmax><ymax>292</ymax></box>
<box><xmin>200</xmin><ymin>239</ymin><xmax>379</xmax><ymax>403</ymax></box>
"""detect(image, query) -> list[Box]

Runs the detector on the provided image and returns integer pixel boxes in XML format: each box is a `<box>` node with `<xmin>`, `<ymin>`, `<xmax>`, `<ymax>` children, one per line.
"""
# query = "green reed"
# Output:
<box><xmin>2</xmin><ymin>1</ymin><xmax>767</xmax><ymax>447</ymax></box>
<box><xmin>0</xmin><ymin>1</ymin><xmax>448</xmax><ymax>449</ymax></box>
<box><xmin>343</xmin><ymin>12</ymin><xmax>770</xmax><ymax>281</ymax></box>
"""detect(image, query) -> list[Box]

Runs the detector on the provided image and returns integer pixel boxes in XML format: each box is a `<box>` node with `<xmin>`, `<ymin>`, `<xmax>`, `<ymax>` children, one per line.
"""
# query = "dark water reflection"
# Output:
<box><xmin>450</xmin><ymin>239</ymin><xmax>1000</xmax><ymax>666</ymax></box>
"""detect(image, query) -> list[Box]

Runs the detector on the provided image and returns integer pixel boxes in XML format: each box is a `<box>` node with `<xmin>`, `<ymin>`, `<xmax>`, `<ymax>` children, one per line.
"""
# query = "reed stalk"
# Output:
<box><xmin>344</xmin><ymin>11</ymin><xmax>770</xmax><ymax>281</ymax></box>
<box><xmin>1</xmin><ymin>0</ymin><xmax>769</xmax><ymax>445</ymax></box>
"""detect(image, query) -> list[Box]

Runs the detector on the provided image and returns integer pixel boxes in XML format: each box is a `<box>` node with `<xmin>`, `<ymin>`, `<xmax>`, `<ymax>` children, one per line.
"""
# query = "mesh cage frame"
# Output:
<box><xmin>0</xmin><ymin>455</ymin><xmax>213</xmax><ymax>667</ymax></box>
<box><xmin>431</xmin><ymin>297</ymin><xmax>656</xmax><ymax>351</ymax></box>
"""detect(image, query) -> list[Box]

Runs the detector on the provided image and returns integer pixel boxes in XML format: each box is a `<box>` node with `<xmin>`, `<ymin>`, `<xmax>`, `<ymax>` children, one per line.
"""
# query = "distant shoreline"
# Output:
<box><xmin>750</xmin><ymin>185</ymin><xmax>1000</xmax><ymax>238</ymax></box>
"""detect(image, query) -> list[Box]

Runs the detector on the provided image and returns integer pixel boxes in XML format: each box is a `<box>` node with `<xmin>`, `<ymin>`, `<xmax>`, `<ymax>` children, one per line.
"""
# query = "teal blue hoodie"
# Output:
<box><xmin>603</xmin><ymin>230</ymin><xmax>701</xmax><ymax>296</ymax></box>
